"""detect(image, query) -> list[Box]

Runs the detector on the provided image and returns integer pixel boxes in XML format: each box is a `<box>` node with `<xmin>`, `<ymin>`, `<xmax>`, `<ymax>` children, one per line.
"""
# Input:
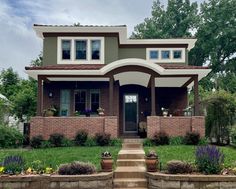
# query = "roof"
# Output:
<box><xmin>25</xmin><ymin>63</ymin><xmax>208</xmax><ymax>71</ymax></box>
<box><xmin>34</xmin><ymin>24</ymin><xmax>127</xmax><ymax>27</ymax></box>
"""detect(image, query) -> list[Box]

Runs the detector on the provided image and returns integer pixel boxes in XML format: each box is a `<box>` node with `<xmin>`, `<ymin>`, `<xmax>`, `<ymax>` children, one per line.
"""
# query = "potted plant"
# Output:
<box><xmin>97</xmin><ymin>107</ymin><xmax>105</xmax><ymax>116</ymax></box>
<box><xmin>84</xmin><ymin>109</ymin><xmax>92</xmax><ymax>117</ymax></box>
<box><xmin>74</xmin><ymin>111</ymin><xmax>80</xmax><ymax>116</ymax></box>
<box><xmin>138</xmin><ymin>122</ymin><xmax>147</xmax><ymax>138</ymax></box>
<box><xmin>183</xmin><ymin>106</ymin><xmax>192</xmax><ymax>116</ymax></box>
<box><xmin>101</xmin><ymin>151</ymin><xmax>113</xmax><ymax>172</ymax></box>
<box><xmin>44</xmin><ymin>106</ymin><xmax>57</xmax><ymax>117</ymax></box>
<box><xmin>146</xmin><ymin>150</ymin><xmax>158</xmax><ymax>172</ymax></box>
<box><xmin>161</xmin><ymin>107</ymin><xmax>169</xmax><ymax>117</ymax></box>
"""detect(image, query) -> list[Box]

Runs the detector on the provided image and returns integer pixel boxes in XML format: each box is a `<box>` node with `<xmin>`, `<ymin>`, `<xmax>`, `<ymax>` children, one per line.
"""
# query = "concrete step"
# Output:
<box><xmin>114</xmin><ymin>188</ymin><xmax>147</xmax><ymax>189</ymax></box>
<box><xmin>118</xmin><ymin>150</ymin><xmax>145</xmax><ymax>159</ymax></box>
<box><xmin>117</xmin><ymin>159</ymin><xmax>145</xmax><ymax>166</ymax></box>
<box><xmin>114</xmin><ymin>166</ymin><xmax>146</xmax><ymax>178</ymax></box>
<box><xmin>123</xmin><ymin>139</ymin><xmax>143</xmax><ymax>143</ymax></box>
<box><xmin>113</xmin><ymin>178</ymin><xmax>147</xmax><ymax>188</ymax></box>
<box><xmin>122</xmin><ymin>143</ymin><xmax>143</xmax><ymax>149</ymax></box>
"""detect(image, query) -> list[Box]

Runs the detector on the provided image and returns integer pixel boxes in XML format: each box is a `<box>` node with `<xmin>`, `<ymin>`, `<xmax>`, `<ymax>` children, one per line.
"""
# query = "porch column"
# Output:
<box><xmin>194</xmin><ymin>75</ymin><xmax>200</xmax><ymax>116</ymax></box>
<box><xmin>37</xmin><ymin>76</ymin><xmax>44</xmax><ymax>116</ymax></box>
<box><xmin>151</xmin><ymin>75</ymin><xmax>156</xmax><ymax>116</ymax></box>
<box><xmin>109</xmin><ymin>76</ymin><xmax>114</xmax><ymax>116</ymax></box>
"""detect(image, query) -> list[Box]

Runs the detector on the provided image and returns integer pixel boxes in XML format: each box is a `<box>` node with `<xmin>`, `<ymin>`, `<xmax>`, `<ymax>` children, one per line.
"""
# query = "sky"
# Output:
<box><xmin>0</xmin><ymin>0</ymin><xmax>206</xmax><ymax>78</ymax></box>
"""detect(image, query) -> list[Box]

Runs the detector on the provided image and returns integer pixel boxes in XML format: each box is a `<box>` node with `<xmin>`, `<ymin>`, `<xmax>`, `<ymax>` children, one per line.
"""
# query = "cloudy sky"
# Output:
<box><xmin>0</xmin><ymin>0</ymin><xmax>206</xmax><ymax>78</ymax></box>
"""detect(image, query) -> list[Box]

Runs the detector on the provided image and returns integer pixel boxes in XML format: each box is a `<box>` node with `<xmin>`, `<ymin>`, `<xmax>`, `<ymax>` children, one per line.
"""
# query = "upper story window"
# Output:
<box><xmin>146</xmin><ymin>48</ymin><xmax>185</xmax><ymax>63</ymax></box>
<box><xmin>161</xmin><ymin>50</ymin><xmax>170</xmax><ymax>59</ymax></box>
<box><xmin>75</xmin><ymin>40</ymin><xmax>87</xmax><ymax>60</ymax></box>
<box><xmin>57</xmin><ymin>37</ymin><xmax>104</xmax><ymax>64</ymax></box>
<box><xmin>62</xmin><ymin>40</ymin><xmax>71</xmax><ymax>60</ymax></box>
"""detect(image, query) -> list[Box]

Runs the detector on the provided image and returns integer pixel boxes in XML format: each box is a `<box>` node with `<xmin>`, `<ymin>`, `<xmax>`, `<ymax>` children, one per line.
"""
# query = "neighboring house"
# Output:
<box><xmin>25</xmin><ymin>24</ymin><xmax>211</xmax><ymax>139</ymax></box>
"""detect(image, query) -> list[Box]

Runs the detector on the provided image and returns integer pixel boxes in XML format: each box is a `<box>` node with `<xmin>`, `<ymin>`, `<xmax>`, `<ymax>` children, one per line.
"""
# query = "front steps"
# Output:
<box><xmin>113</xmin><ymin>139</ymin><xmax>147</xmax><ymax>189</ymax></box>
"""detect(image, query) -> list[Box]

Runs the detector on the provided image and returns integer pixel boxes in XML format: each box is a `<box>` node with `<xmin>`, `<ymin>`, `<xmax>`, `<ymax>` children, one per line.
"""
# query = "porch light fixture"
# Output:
<box><xmin>48</xmin><ymin>92</ymin><xmax>53</xmax><ymax>98</ymax></box>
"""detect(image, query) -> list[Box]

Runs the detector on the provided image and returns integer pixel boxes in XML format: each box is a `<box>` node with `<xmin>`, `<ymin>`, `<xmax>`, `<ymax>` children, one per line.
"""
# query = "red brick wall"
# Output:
<box><xmin>147</xmin><ymin>116</ymin><xmax>205</xmax><ymax>138</ymax></box>
<box><xmin>30</xmin><ymin>116</ymin><xmax>118</xmax><ymax>140</ymax></box>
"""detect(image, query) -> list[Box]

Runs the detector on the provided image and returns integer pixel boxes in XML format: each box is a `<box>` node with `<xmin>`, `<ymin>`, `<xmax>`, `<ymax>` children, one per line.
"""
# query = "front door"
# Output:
<box><xmin>123</xmin><ymin>94</ymin><xmax>138</xmax><ymax>133</ymax></box>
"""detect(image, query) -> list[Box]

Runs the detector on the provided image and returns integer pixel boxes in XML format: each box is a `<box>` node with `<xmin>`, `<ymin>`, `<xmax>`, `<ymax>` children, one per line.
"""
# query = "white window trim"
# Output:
<box><xmin>146</xmin><ymin>48</ymin><xmax>185</xmax><ymax>63</ymax></box>
<box><xmin>57</xmin><ymin>37</ymin><xmax>105</xmax><ymax>64</ymax></box>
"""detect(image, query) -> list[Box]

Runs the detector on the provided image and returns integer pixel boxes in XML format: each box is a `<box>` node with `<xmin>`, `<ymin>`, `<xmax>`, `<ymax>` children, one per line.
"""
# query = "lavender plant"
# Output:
<box><xmin>195</xmin><ymin>145</ymin><xmax>224</xmax><ymax>174</ymax></box>
<box><xmin>3</xmin><ymin>155</ymin><xmax>25</xmax><ymax>174</ymax></box>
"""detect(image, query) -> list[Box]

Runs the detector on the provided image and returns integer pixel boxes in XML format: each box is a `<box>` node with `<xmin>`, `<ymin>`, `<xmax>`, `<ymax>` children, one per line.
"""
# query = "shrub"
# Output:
<box><xmin>61</xmin><ymin>138</ymin><xmax>74</xmax><ymax>147</ymax></box>
<box><xmin>184</xmin><ymin>131</ymin><xmax>200</xmax><ymax>145</ymax></box>
<box><xmin>169</xmin><ymin>136</ymin><xmax>184</xmax><ymax>145</ymax></box>
<box><xmin>143</xmin><ymin>138</ymin><xmax>154</xmax><ymax>146</ymax></box>
<box><xmin>109</xmin><ymin>138</ymin><xmax>122</xmax><ymax>146</ymax></box>
<box><xmin>75</xmin><ymin>130</ymin><xmax>88</xmax><ymax>146</ymax></box>
<box><xmin>40</xmin><ymin>140</ymin><xmax>51</xmax><ymax>148</ymax></box>
<box><xmin>231</xmin><ymin>127</ymin><xmax>236</xmax><ymax>145</ymax></box>
<box><xmin>49</xmin><ymin>133</ymin><xmax>65</xmax><ymax>147</ymax></box>
<box><xmin>167</xmin><ymin>160</ymin><xmax>193</xmax><ymax>174</ymax></box>
<box><xmin>95</xmin><ymin>133</ymin><xmax>111</xmax><ymax>146</ymax></box>
<box><xmin>2</xmin><ymin>155</ymin><xmax>24</xmax><ymax>174</ymax></box>
<box><xmin>0</xmin><ymin>124</ymin><xmax>24</xmax><ymax>148</ymax></box>
<box><xmin>84</xmin><ymin>137</ymin><xmax>97</xmax><ymax>147</ymax></box>
<box><xmin>152</xmin><ymin>131</ymin><xmax>169</xmax><ymax>145</ymax></box>
<box><xmin>58</xmin><ymin>161</ymin><xmax>96</xmax><ymax>175</ymax></box>
<box><xmin>30</xmin><ymin>135</ymin><xmax>43</xmax><ymax>148</ymax></box>
<box><xmin>195</xmin><ymin>145</ymin><xmax>224</xmax><ymax>174</ymax></box>
<box><xmin>199</xmin><ymin>137</ymin><xmax>208</xmax><ymax>145</ymax></box>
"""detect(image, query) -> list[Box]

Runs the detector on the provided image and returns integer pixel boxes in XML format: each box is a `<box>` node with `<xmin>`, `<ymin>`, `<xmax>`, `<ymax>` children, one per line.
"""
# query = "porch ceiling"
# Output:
<box><xmin>155</xmin><ymin>77</ymin><xmax>190</xmax><ymax>87</ymax></box>
<box><xmin>46</xmin><ymin>77</ymin><xmax>109</xmax><ymax>81</ymax></box>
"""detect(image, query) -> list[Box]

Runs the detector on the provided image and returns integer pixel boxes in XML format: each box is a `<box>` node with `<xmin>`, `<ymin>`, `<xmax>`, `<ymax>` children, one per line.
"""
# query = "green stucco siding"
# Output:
<box><xmin>43</xmin><ymin>37</ymin><xmax>57</xmax><ymax>66</ymax></box>
<box><xmin>119</xmin><ymin>48</ymin><xmax>146</xmax><ymax>60</ymax></box>
<box><xmin>104</xmin><ymin>37</ymin><xmax>119</xmax><ymax>64</ymax></box>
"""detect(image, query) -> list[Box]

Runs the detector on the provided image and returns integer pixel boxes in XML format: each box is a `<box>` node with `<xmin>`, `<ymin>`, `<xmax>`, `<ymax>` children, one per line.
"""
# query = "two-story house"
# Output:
<box><xmin>25</xmin><ymin>24</ymin><xmax>211</xmax><ymax>139</ymax></box>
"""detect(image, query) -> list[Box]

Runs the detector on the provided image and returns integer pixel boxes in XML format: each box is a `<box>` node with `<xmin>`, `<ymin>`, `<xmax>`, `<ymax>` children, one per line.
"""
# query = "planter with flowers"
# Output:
<box><xmin>97</xmin><ymin>107</ymin><xmax>105</xmax><ymax>116</ymax></box>
<box><xmin>101</xmin><ymin>151</ymin><xmax>113</xmax><ymax>172</ymax></box>
<box><xmin>44</xmin><ymin>106</ymin><xmax>57</xmax><ymax>117</ymax></box>
<box><xmin>146</xmin><ymin>150</ymin><xmax>158</xmax><ymax>172</ymax></box>
<box><xmin>161</xmin><ymin>107</ymin><xmax>169</xmax><ymax>117</ymax></box>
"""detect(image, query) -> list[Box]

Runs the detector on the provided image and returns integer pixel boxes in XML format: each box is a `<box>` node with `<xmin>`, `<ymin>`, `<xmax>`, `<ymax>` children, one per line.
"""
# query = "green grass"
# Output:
<box><xmin>0</xmin><ymin>146</ymin><xmax>120</xmax><ymax>170</ymax></box>
<box><xmin>145</xmin><ymin>145</ymin><xmax>236</xmax><ymax>169</ymax></box>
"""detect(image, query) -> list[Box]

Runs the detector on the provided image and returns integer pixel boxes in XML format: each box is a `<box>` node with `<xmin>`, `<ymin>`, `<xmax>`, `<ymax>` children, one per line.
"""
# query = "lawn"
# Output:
<box><xmin>0</xmin><ymin>146</ymin><xmax>121</xmax><ymax>171</ymax></box>
<box><xmin>144</xmin><ymin>145</ymin><xmax>236</xmax><ymax>169</ymax></box>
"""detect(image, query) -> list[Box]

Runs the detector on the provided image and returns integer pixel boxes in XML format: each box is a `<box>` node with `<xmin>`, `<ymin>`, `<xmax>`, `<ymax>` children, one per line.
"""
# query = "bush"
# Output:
<box><xmin>0</xmin><ymin>124</ymin><xmax>24</xmax><ymax>148</ymax></box>
<box><xmin>58</xmin><ymin>161</ymin><xmax>96</xmax><ymax>175</ymax></box>
<box><xmin>167</xmin><ymin>160</ymin><xmax>193</xmax><ymax>174</ymax></box>
<box><xmin>143</xmin><ymin>138</ymin><xmax>154</xmax><ymax>146</ymax></box>
<box><xmin>109</xmin><ymin>138</ymin><xmax>122</xmax><ymax>146</ymax></box>
<box><xmin>184</xmin><ymin>131</ymin><xmax>200</xmax><ymax>145</ymax></box>
<box><xmin>61</xmin><ymin>138</ymin><xmax>74</xmax><ymax>147</ymax></box>
<box><xmin>231</xmin><ymin>127</ymin><xmax>236</xmax><ymax>145</ymax></box>
<box><xmin>40</xmin><ymin>140</ymin><xmax>51</xmax><ymax>148</ymax></box>
<box><xmin>95</xmin><ymin>133</ymin><xmax>111</xmax><ymax>146</ymax></box>
<box><xmin>75</xmin><ymin>130</ymin><xmax>88</xmax><ymax>146</ymax></box>
<box><xmin>49</xmin><ymin>133</ymin><xmax>65</xmax><ymax>147</ymax></box>
<box><xmin>84</xmin><ymin>137</ymin><xmax>97</xmax><ymax>147</ymax></box>
<box><xmin>30</xmin><ymin>135</ymin><xmax>43</xmax><ymax>148</ymax></box>
<box><xmin>195</xmin><ymin>145</ymin><xmax>224</xmax><ymax>174</ymax></box>
<box><xmin>3</xmin><ymin>155</ymin><xmax>25</xmax><ymax>174</ymax></box>
<box><xmin>199</xmin><ymin>137</ymin><xmax>208</xmax><ymax>145</ymax></box>
<box><xmin>169</xmin><ymin>136</ymin><xmax>184</xmax><ymax>145</ymax></box>
<box><xmin>152</xmin><ymin>131</ymin><xmax>169</xmax><ymax>145</ymax></box>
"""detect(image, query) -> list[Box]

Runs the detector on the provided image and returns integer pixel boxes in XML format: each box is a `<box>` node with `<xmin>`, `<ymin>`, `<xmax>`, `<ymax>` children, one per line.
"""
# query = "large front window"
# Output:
<box><xmin>90</xmin><ymin>90</ymin><xmax>100</xmax><ymax>113</ymax></box>
<box><xmin>75</xmin><ymin>90</ymin><xmax>86</xmax><ymax>113</ymax></box>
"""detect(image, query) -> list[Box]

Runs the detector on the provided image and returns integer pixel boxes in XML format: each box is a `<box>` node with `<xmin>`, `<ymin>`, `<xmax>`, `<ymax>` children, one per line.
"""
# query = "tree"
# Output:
<box><xmin>30</xmin><ymin>53</ymin><xmax>43</xmax><ymax>67</ymax></box>
<box><xmin>204</xmin><ymin>90</ymin><xmax>236</xmax><ymax>145</ymax></box>
<box><xmin>0</xmin><ymin>67</ymin><xmax>20</xmax><ymax>100</ymax></box>
<box><xmin>131</xmin><ymin>0</ymin><xmax>199</xmax><ymax>38</ymax></box>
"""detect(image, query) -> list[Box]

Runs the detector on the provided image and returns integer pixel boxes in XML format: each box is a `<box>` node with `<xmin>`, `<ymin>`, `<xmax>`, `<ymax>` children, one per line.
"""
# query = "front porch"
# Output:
<box><xmin>26</xmin><ymin>58</ymin><xmax>210</xmax><ymax>138</ymax></box>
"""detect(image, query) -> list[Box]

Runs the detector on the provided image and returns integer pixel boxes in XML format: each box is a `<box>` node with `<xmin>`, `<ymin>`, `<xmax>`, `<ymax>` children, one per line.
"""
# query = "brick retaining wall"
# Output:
<box><xmin>30</xmin><ymin>116</ymin><xmax>118</xmax><ymax>139</ymax></box>
<box><xmin>147</xmin><ymin>116</ymin><xmax>205</xmax><ymax>138</ymax></box>
<box><xmin>0</xmin><ymin>173</ymin><xmax>112</xmax><ymax>189</ymax></box>
<box><xmin>146</xmin><ymin>172</ymin><xmax>236</xmax><ymax>189</ymax></box>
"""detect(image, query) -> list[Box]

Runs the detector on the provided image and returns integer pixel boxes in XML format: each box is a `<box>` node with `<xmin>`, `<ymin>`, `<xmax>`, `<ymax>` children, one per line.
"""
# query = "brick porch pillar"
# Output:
<box><xmin>194</xmin><ymin>75</ymin><xmax>199</xmax><ymax>116</ymax></box>
<box><xmin>151</xmin><ymin>75</ymin><xmax>156</xmax><ymax>116</ymax></box>
<box><xmin>109</xmin><ymin>76</ymin><xmax>114</xmax><ymax>116</ymax></box>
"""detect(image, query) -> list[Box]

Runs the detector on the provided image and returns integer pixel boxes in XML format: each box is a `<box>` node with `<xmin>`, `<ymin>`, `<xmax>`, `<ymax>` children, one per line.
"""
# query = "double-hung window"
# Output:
<box><xmin>90</xmin><ymin>89</ymin><xmax>100</xmax><ymax>113</ymax></box>
<box><xmin>91</xmin><ymin>40</ymin><xmax>101</xmax><ymax>60</ymax></box>
<box><xmin>75</xmin><ymin>40</ymin><xmax>87</xmax><ymax>60</ymax></box>
<box><xmin>75</xmin><ymin>90</ymin><xmax>86</xmax><ymax>113</ymax></box>
<box><xmin>62</xmin><ymin>40</ymin><xmax>71</xmax><ymax>60</ymax></box>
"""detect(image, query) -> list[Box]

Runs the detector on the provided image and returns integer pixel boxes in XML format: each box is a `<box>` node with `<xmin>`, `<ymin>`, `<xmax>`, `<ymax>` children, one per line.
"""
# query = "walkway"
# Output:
<box><xmin>113</xmin><ymin>139</ymin><xmax>147</xmax><ymax>189</ymax></box>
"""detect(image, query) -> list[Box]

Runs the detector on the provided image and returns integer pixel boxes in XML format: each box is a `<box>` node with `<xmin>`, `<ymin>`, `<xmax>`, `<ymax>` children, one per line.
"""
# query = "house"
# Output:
<box><xmin>25</xmin><ymin>24</ymin><xmax>211</xmax><ymax>139</ymax></box>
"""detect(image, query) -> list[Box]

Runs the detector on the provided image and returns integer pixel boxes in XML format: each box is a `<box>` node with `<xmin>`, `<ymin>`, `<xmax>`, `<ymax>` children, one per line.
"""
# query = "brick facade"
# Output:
<box><xmin>30</xmin><ymin>116</ymin><xmax>118</xmax><ymax>139</ymax></box>
<box><xmin>147</xmin><ymin>116</ymin><xmax>205</xmax><ymax>138</ymax></box>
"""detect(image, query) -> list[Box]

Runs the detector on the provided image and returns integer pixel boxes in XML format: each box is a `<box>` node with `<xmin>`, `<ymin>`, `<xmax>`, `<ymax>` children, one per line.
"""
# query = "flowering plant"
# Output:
<box><xmin>146</xmin><ymin>150</ymin><xmax>158</xmax><ymax>159</ymax></box>
<box><xmin>161</xmin><ymin>107</ymin><xmax>168</xmax><ymax>112</ymax></box>
<box><xmin>0</xmin><ymin>166</ymin><xmax>4</xmax><ymax>174</ymax></box>
<box><xmin>101</xmin><ymin>151</ymin><xmax>112</xmax><ymax>158</ymax></box>
<box><xmin>196</xmin><ymin>145</ymin><xmax>224</xmax><ymax>174</ymax></box>
<box><xmin>45</xmin><ymin>167</ymin><xmax>53</xmax><ymax>174</ymax></box>
<box><xmin>74</xmin><ymin>111</ymin><xmax>80</xmax><ymax>116</ymax></box>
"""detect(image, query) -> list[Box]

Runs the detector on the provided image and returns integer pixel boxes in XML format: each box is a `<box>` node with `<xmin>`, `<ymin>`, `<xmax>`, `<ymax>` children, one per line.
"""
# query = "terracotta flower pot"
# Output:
<box><xmin>101</xmin><ymin>157</ymin><xmax>113</xmax><ymax>172</ymax></box>
<box><xmin>146</xmin><ymin>157</ymin><xmax>158</xmax><ymax>172</ymax></box>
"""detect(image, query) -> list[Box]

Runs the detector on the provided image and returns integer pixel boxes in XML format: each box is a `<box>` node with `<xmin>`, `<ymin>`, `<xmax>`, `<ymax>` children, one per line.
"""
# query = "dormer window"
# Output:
<box><xmin>173</xmin><ymin>50</ymin><xmax>182</xmax><ymax>59</ymax></box>
<box><xmin>57</xmin><ymin>37</ymin><xmax>104</xmax><ymax>64</ymax></box>
<box><xmin>62</xmin><ymin>40</ymin><xmax>71</xmax><ymax>60</ymax></box>
<box><xmin>149</xmin><ymin>50</ymin><xmax>159</xmax><ymax>59</ymax></box>
<box><xmin>75</xmin><ymin>40</ymin><xmax>87</xmax><ymax>60</ymax></box>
